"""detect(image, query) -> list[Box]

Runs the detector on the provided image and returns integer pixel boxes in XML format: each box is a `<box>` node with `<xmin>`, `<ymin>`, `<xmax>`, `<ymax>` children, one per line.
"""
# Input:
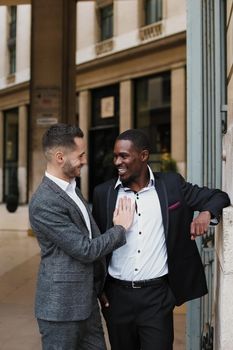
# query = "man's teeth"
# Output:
<box><xmin>118</xmin><ymin>168</ymin><xmax>126</xmax><ymax>174</ymax></box>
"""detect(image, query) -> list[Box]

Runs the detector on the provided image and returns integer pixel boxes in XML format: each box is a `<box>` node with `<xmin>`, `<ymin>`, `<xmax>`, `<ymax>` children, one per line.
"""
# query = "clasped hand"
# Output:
<box><xmin>190</xmin><ymin>211</ymin><xmax>211</xmax><ymax>240</ymax></box>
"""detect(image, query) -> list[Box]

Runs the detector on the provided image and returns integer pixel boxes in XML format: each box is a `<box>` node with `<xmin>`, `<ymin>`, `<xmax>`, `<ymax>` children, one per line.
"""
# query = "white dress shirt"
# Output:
<box><xmin>108</xmin><ymin>166</ymin><xmax>168</xmax><ymax>281</ymax></box>
<box><xmin>45</xmin><ymin>172</ymin><xmax>92</xmax><ymax>239</ymax></box>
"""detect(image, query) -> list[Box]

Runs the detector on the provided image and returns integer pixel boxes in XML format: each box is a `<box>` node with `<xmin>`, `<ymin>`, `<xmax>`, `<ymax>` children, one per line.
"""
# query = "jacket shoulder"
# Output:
<box><xmin>154</xmin><ymin>171</ymin><xmax>183</xmax><ymax>182</ymax></box>
<box><xmin>94</xmin><ymin>178</ymin><xmax>117</xmax><ymax>193</ymax></box>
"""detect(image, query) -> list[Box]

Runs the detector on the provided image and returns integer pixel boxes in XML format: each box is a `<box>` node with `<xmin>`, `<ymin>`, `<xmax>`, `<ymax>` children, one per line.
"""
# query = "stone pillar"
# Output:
<box><xmin>215</xmin><ymin>206</ymin><xmax>233</xmax><ymax>350</ymax></box>
<box><xmin>214</xmin><ymin>2</ymin><xmax>233</xmax><ymax>348</ymax></box>
<box><xmin>30</xmin><ymin>0</ymin><xmax>76</xmax><ymax>195</ymax></box>
<box><xmin>171</xmin><ymin>65</ymin><xmax>186</xmax><ymax>177</ymax></box>
<box><xmin>0</xmin><ymin>111</ymin><xmax>3</xmax><ymax>202</ymax></box>
<box><xmin>79</xmin><ymin>90</ymin><xmax>91</xmax><ymax>200</ymax></box>
<box><xmin>120</xmin><ymin>80</ymin><xmax>133</xmax><ymax>132</ymax></box>
<box><xmin>18</xmin><ymin>105</ymin><xmax>28</xmax><ymax>204</ymax></box>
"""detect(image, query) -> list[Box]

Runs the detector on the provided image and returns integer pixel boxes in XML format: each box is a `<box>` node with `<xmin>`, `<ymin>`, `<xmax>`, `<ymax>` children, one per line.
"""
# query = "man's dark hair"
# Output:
<box><xmin>116</xmin><ymin>129</ymin><xmax>151</xmax><ymax>152</ymax></box>
<box><xmin>42</xmin><ymin>123</ymin><xmax>84</xmax><ymax>158</ymax></box>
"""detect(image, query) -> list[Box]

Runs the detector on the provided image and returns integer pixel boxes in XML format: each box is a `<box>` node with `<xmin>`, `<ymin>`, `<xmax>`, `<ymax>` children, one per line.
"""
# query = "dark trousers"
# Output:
<box><xmin>37</xmin><ymin>296</ymin><xmax>106</xmax><ymax>350</ymax></box>
<box><xmin>102</xmin><ymin>278</ymin><xmax>175</xmax><ymax>350</ymax></box>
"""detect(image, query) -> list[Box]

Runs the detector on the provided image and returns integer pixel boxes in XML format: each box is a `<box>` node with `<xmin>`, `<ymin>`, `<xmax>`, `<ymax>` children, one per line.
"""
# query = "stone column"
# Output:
<box><xmin>29</xmin><ymin>0</ymin><xmax>76</xmax><ymax>195</ymax></box>
<box><xmin>0</xmin><ymin>111</ymin><xmax>3</xmax><ymax>202</ymax></box>
<box><xmin>120</xmin><ymin>80</ymin><xmax>133</xmax><ymax>132</ymax></box>
<box><xmin>214</xmin><ymin>2</ymin><xmax>233</xmax><ymax>348</ymax></box>
<box><xmin>171</xmin><ymin>65</ymin><xmax>186</xmax><ymax>177</ymax></box>
<box><xmin>79</xmin><ymin>90</ymin><xmax>91</xmax><ymax>200</ymax></box>
<box><xmin>18</xmin><ymin>105</ymin><xmax>28</xmax><ymax>204</ymax></box>
<box><xmin>215</xmin><ymin>206</ymin><xmax>233</xmax><ymax>350</ymax></box>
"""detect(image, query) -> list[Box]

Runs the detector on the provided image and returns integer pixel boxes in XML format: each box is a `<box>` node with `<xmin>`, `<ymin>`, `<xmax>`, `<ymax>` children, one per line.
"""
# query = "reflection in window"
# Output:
<box><xmin>145</xmin><ymin>0</ymin><xmax>163</xmax><ymax>25</ymax></box>
<box><xmin>3</xmin><ymin>109</ymin><xmax>19</xmax><ymax>202</ymax></box>
<box><xmin>100</xmin><ymin>5</ymin><xmax>113</xmax><ymax>41</ymax></box>
<box><xmin>135</xmin><ymin>72</ymin><xmax>171</xmax><ymax>171</ymax></box>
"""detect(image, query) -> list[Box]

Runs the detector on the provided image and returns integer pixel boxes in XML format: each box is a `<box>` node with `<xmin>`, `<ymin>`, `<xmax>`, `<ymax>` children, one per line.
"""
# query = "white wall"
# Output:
<box><xmin>16</xmin><ymin>5</ymin><xmax>31</xmax><ymax>82</ymax></box>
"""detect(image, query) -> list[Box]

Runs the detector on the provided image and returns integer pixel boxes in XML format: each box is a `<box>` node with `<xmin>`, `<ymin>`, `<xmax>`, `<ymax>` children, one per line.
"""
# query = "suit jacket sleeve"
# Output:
<box><xmin>177</xmin><ymin>174</ymin><xmax>230</xmax><ymax>220</ymax></box>
<box><xmin>29</xmin><ymin>194</ymin><xmax>126</xmax><ymax>264</ymax></box>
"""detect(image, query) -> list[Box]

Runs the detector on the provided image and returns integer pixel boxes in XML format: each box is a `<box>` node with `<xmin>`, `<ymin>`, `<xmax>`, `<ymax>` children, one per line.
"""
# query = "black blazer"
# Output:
<box><xmin>92</xmin><ymin>172</ymin><xmax>230</xmax><ymax>306</ymax></box>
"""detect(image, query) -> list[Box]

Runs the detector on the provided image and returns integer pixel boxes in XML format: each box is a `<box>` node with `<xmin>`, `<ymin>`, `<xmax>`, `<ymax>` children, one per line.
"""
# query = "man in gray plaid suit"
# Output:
<box><xmin>29</xmin><ymin>123</ymin><xmax>134</xmax><ymax>350</ymax></box>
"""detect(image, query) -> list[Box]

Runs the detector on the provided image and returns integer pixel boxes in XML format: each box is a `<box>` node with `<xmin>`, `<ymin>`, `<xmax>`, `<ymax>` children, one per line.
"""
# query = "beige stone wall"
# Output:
<box><xmin>16</xmin><ymin>5</ymin><xmax>31</xmax><ymax>81</ymax></box>
<box><xmin>76</xmin><ymin>1</ymin><xmax>95</xmax><ymax>49</ymax></box>
<box><xmin>76</xmin><ymin>33</ymin><xmax>186</xmax><ymax>90</ymax></box>
<box><xmin>114</xmin><ymin>0</ymin><xmax>138</xmax><ymax>36</ymax></box>
<box><xmin>76</xmin><ymin>0</ymin><xmax>186</xmax><ymax>64</ymax></box>
<box><xmin>0</xmin><ymin>7</ymin><xmax>8</xmax><ymax>84</ymax></box>
<box><xmin>0</xmin><ymin>84</ymin><xmax>29</xmax><ymax>110</ymax></box>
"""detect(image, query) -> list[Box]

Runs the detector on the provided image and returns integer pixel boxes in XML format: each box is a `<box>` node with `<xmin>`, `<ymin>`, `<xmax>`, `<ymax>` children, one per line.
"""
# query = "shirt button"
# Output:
<box><xmin>139</xmin><ymin>232</ymin><xmax>142</xmax><ymax>235</ymax></box>
<box><xmin>138</xmin><ymin>213</ymin><xmax>141</xmax><ymax>216</ymax></box>
<box><xmin>135</xmin><ymin>268</ymin><xmax>138</xmax><ymax>271</ymax></box>
<box><xmin>138</xmin><ymin>250</ymin><xmax>141</xmax><ymax>253</ymax></box>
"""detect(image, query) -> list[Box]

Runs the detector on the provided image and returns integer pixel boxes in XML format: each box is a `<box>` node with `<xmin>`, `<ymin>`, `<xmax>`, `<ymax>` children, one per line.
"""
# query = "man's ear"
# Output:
<box><xmin>141</xmin><ymin>150</ymin><xmax>149</xmax><ymax>162</ymax></box>
<box><xmin>55</xmin><ymin>151</ymin><xmax>64</xmax><ymax>164</ymax></box>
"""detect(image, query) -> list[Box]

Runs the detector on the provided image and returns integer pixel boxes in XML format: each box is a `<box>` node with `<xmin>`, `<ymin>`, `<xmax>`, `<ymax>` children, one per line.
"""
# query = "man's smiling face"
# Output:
<box><xmin>113</xmin><ymin>140</ymin><xmax>145</xmax><ymax>187</ymax></box>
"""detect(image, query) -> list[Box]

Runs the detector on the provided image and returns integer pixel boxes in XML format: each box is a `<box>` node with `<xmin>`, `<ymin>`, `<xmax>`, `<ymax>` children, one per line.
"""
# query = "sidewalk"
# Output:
<box><xmin>0</xmin><ymin>231</ymin><xmax>185</xmax><ymax>350</ymax></box>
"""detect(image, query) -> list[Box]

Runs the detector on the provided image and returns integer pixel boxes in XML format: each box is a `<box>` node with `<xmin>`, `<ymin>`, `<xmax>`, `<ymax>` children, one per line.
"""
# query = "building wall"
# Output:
<box><xmin>0</xmin><ymin>5</ymin><xmax>30</xmax><ymax>217</ymax></box>
<box><xmin>0</xmin><ymin>5</ymin><xmax>31</xmax><ymax>88</ymax></box>
<box><xmin>15</xmin><ymin>5</ymin><xmax>31</xmax><ymax>83</ymax></box>
<box><xmin>76</xmin><ymin>0</ymin><xmax>186</xmax><ymax>197</ymax></box>
<box><xmin>0</xmin><ymin>7</ymin><xmax>8</xmax><ymax>85</ymax></box>
<box><xmin>0</xmin><ymin>0</ymin><xmax>187</xmax><ymax>218</ymax></box>
<box><xmin>215</xmin><ymin>1</ymin><xmax>233</xmax><ymax>349</ymax></box>
<box><xmin>76</xmin><ymin>0</ymin><xmax>186</xmax><ymax>64</ymax></box>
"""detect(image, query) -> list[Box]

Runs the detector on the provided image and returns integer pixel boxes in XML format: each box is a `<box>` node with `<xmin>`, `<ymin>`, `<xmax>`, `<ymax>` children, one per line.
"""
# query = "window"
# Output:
<box><xmin>135</xmin><ymin>72</ymin><xmax>171</xmax><ymax>171</ymax></box>
<box><xmin>100</xmin><ymin>5</ymin><xmax>113</xmax><ymax>41</ymax></box>
<box><xmin>145</xmin><ymin>0</ymin><xmax>163</xmax><ymax>25</ymax></box>
<box><xmin>8</xmin><ymin>6</ymin><xmax>17</xmax><ymax>74</ymax></box>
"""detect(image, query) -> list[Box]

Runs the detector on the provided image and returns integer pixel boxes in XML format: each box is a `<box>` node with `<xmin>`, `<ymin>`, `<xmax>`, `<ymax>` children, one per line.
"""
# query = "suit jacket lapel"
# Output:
<box><xmin>154</xmin><ymin>173</ymin><xmax>169</xmax><ymax>240</ymax></box>
<box><xmin>43</xmin><ymin>176</ymin><xmax>89</xmax><ymax>231</ymax></box>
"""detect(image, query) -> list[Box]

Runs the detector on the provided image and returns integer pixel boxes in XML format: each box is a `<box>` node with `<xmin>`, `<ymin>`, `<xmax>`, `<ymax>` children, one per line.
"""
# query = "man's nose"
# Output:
<box><xmin>114</xmin><ymin>157</ymin><xmax>121</xmax><ymax>166</ymax></box>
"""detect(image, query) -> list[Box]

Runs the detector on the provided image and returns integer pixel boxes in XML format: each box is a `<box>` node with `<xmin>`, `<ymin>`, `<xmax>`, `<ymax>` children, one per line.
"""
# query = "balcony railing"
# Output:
<box><xmin>95</xmin><ymin>38</ymin><xmax>113</xmax><ymax>56</ymax></box>
<box><xmin>139</xmin><ymin>21</ymin><xmax>163</xmax><ymax>42</ymax></box>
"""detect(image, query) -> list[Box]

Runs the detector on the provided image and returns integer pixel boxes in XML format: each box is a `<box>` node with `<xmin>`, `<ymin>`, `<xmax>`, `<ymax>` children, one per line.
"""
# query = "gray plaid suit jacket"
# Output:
<box><xmin>29</xmin><ymin>176</ymin><xmax>126</xmax><ymax>321</ymax></box>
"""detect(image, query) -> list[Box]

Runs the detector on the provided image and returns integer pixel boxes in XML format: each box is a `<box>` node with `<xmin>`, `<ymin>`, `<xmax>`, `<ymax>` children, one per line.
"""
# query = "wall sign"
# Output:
<box><xmin>101</xmin><ymin>96</ymin><xmax>114</xmax><ymax>118</ymax></box>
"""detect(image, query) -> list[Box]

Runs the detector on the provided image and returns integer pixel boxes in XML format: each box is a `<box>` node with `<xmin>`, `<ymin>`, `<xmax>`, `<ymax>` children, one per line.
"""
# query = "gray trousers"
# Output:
<box><xmin>37</xmin><ymin>297</ymin><xmax>107</xmax><ymax>350</ymax></box>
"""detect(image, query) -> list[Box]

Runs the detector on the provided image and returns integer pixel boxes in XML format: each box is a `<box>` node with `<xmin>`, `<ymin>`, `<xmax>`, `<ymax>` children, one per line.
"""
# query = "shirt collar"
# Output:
<box><xmin>45</xmin><ymin>171</ymin><xmax>76</xmax><ymax>192</ymax></box>
<box><xmin>114</xmin><ymin>165</ymin><xmax>155</xmax><ymax>190</ymax></box>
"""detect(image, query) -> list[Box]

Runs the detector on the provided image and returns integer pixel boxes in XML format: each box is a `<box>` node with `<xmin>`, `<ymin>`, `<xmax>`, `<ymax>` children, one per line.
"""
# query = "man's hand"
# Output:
<box><xmin>113</xmin><ymin>197</ymin><xmax>135</xmax><ymax>230</ymax></box>
<box><xmin>99</xmin><ymin>292</ymin><xmax>109</xmax><ymax>308</ymax></box>
<box><xmin>190</xmin><ymin>211</ymin><xmax>211</xmax><ymax>240</ymax></box>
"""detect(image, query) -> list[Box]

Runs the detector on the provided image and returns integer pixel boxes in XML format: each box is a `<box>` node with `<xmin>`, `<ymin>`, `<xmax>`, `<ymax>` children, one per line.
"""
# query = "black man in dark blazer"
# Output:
<box><xmin>92</xmin><ymin>129</ymin><xmax>230</xmax><ymax>350</ymax></box>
